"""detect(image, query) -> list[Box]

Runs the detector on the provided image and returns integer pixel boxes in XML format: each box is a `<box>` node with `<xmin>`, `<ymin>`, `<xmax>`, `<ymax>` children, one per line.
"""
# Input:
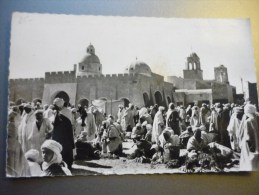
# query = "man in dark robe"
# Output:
<box><xmin>52</xmin><ymin>98</ymin><xmax>75</xmax><ymax>170</ymax></box>
<box><xmin>218</xmin><ymin>104</ymin><xmax>231</xmax><ymax>148</ymax></box>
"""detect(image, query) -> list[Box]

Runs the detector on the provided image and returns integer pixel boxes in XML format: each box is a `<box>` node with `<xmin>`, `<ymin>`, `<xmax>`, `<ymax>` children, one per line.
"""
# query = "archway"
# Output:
<box><xmin>54</xmin><ymin>91</ymin><xmax>70</xmax><ymax>105</ymax></box>
<box><xmin>154</xmin><ymin>91</ymin><xmax>163</xmax><ymax>106</ymax></box>
<box><xmin>78</xmin><ymin>98</ymin><xmax>89</xmax><ymax>108</ymax></box>
<box><xmin>120</xmin><ymin>98</ymin><xmax>130</xmax><ymax>108</ymax></box>
<box><xmin>143</xmin><ymin>93</ymin><xmax>150</xmax><ymax>107</ymax></box>
<box><xmin>15</xmin><ymin>98</ymin><xmax>26</xmax><ymax>105</ymax></box>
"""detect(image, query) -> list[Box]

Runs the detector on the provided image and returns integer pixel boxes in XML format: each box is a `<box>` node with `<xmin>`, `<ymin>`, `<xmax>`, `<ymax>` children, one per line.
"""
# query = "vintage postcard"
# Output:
<box><xmin>6</xmin><ymin>12</ymin><xmax>259</xmax><ymax>177</ymax></box>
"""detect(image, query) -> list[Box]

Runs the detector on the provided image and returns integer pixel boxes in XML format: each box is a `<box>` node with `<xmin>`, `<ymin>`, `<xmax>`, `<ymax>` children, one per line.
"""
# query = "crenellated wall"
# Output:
<box><xmin>45</xmin><ymin>71</ymin><xmax>76</xmax><ymax>84</ymax></box>
<box><xmin>9</xmin><ymin>78</ymin><xmax>45</xmax><ymax>103</ymax></box>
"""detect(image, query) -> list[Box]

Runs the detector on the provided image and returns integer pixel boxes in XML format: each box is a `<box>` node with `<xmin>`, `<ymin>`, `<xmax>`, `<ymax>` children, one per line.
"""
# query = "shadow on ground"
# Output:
<box><xmin>74</xmin><ymin>160</ymin><xmax>113</xmax><ymax>169</ymax></box>
<box><xmin>71</xmin><ymin>167</ymin><xmax>103</xmax><ymax>176</ymax></box>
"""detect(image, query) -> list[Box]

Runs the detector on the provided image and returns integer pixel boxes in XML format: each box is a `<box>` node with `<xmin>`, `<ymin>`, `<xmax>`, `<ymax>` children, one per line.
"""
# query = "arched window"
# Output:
<box><xmin>154</xmin><ymin>91</ymin><xmax>163</xmax><ymax>106</ymax></box>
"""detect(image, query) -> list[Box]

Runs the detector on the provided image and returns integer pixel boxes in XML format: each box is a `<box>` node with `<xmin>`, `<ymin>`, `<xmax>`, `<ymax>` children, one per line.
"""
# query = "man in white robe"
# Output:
<box><xmin>75</xmin><ymin>107</ymin><xmax>97</xmax><ymax>141</ymax></box>
<box><xmin>227</xmin><ymin>107</ymin><xmax>243</xmax><ymax>151</ymax></box>
<box><xmin>18</xmin><ymin>103</ymin><xmax>35</xmax><ymax>153</ymax></box>
<box><xmin>28</xmin><ymin>110</ymin><xmax>53</xmax><ymax>159</ymax></box>
<box><xmin>152</xmin><ymin>106</ymin><xmax>165</xmax><ymax>144</ymax></box>
<box><xmin>239</xmin><ymin>104</ymin><xmax>259</xmax><ymax>171</ymax></box>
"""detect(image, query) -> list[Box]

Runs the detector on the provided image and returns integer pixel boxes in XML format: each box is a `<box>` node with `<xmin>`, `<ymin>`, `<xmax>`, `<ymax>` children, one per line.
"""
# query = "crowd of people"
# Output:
<box><xmin>6</xmin><ymin>97</ymin><xmax>259</xmax><ymax>177</ymax></box>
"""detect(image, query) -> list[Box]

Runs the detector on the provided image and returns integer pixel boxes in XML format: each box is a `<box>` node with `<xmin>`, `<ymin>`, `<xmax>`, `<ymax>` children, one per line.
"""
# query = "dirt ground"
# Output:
<box><xmin>71</xmin><ymin>140</ymin><xmax>239</xmax><ymax>176</ymax></box>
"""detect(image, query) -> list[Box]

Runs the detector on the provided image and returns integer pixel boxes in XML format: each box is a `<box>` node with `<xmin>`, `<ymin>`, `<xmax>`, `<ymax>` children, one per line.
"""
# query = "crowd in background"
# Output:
<box><xmin>6</xmin><ymin>97</ymin><xmax>259</xmax><ymax>177</ymax></box>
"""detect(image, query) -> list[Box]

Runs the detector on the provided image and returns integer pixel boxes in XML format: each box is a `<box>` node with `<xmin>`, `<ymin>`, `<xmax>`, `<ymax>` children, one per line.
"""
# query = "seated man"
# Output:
<box><xmin>131</xmin><ymin>123</ymin><xmax>145</xmax><ymax>140</ymax></box>
<box><xmin>179</xmin><ymin>126</ymin><xmax>194</xmax><ymax>148</ymax></box>
<box><xmin>187</xmin><ymin>128</ymin><xmax>207</xmax><ymax>152</ymax></box>
<box><xmin>102</xmin><ymin>116</ymin><xmax>123</xmax><ymax>157</ymax></box>
<box><xmin>159</xmin><ymin>128</ymin><xmax>180</xmax><ymax>162</ymax></box>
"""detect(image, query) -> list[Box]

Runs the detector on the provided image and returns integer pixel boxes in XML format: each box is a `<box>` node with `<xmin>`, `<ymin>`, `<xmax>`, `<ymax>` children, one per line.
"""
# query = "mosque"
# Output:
<box><xmin>9</xmin><ymin>44</ymin><xmax>236</xmax><ymax>115</ymax></box>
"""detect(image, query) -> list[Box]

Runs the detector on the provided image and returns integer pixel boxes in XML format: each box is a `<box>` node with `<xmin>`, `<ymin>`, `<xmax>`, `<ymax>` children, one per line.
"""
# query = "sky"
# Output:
<box><xmin>9</xmin><ymin>12</ymin><xmax>257</xmax><ymax>93</ymax></box>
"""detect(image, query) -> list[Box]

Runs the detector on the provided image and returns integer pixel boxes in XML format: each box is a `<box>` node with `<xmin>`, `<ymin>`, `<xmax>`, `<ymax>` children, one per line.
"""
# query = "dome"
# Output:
<box><xmin>80</xmin><ymin>53</ymin><xmax>100</xmax><ymax>64</ymax></box>
<box><xmin>77</xmin><ymin>44</ymin><xmax>102</xmax><ymax>76</ymax></box>
<box><xmin>124</xmin><ymin>60</ymin><xmax>152</xmax><ymax>76</ymax></box>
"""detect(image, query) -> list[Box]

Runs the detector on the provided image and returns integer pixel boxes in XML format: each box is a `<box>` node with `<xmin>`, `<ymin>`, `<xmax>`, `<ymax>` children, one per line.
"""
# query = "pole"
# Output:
<box><xmin>110</xmin><ymin>98</ymin><xmax>112</xmax><ymax>116</ymax></box>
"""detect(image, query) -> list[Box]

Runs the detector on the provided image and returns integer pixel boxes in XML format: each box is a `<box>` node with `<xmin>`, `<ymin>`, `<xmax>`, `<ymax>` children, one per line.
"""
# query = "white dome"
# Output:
<box><xmin>124</xmin><ymin>60</ymin><xmax>152</xmax><ymax>76</ymax></box>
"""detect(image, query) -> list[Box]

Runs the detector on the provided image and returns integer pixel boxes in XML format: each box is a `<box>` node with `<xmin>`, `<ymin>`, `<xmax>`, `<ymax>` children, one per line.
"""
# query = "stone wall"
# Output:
<box><xmin>9</xmin><ymin>78</ymin><xmax>44</xmax><ymax>104</ymax></box>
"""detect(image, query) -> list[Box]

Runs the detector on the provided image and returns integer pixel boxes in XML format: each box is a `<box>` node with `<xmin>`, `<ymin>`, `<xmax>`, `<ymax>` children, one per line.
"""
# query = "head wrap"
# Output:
<box><xmin>146</xmin><ymin>124</ymin><xmax>152</xmax><ymax>131</ymax></box>
<box><xmin>41</xmin><ymin>140</ymin><xmax>63</xmax><ymax>169</ymax></box>
<box><xmin>53</xmin><ymin>98</ymin><xmax>64</xmax><ymax>108</ymax></box>
<box><xmin>141</xmin><ymin>121</ymin><xmax>148</xmax><ymax>127</ymax></box>
<box><xmin>244</xmin><ymin>104</ymin><xmax>256</xmax><ymax>117</ymax></box>
<box><xmin>150</xmin><ymin>144</ymin><xmax>159</xmax><ymax>150</ymax></box>
<box><xmin>159</xmin><ymin>106</ymin><xmax>165</xmax><ymax>112</ymax></box>
<box><xmin>25</xmin><ymin>149</ymin><xmax>40</xmax><ymax>162</ymax></box>
<box><xmin>24</xmin><ymin>103</ymin><xmax>32</xmax><ymax>109</ymax></box>
<box><xmin>139</xmin><ymin>107</ymin><xmax>148</xmax><ymax>118</ymax></box>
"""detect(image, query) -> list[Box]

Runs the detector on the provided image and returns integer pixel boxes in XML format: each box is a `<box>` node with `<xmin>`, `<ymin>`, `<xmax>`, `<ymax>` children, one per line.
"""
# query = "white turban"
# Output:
<box><xmin>139</xmin><ymin>107</ymin><xmax>148</xmax><ymax>118</ymax></box>
<box><xmin>53</xmin><ymin>98</ymin><xmax>64</xmax><ymax>108</ymax></box>
<box><xmin>25</xmin><ymin>149</ymin><xmax>40</xmax><ymax>162</ymax></box>
<box><xmin>41</xmin><ymin>140</ymin><xmax>63</xmax><ymax>170</ymax></box>
<box><xmin>24</xmin><ymin>103</ymin><xmax>32</xmax><ymax>109</ymax></box>
<box><xmin>146</xmin><ymin>124</ymin><xmax>153</xmax><ymax>131</ymax></box>
<box><xmin>244</xmin><ymin>104</ymin><xmax>256</xmax><ymax>117</ymax></box>
<box><xmin>41</xmin><ymin>140</ymin><xmax>62</xmax><ymax>154</ymax></box>
<box><xmin>159</xmin><ymin>106</ymin><xmax>165</xmax><ymax>112</ymax></box>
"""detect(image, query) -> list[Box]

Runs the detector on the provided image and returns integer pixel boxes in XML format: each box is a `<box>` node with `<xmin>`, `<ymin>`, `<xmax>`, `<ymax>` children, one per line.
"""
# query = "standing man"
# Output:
<box><xmin>152</xmin><ymin>106</ymin><xmax>165</xmax><ymax>144</ymax></box>
<box><xmin>239</xmin><ymin>104</ymin><xmax>259</xmax><ymax>171</ymax></box>
<box><xmin>28</xmin><ymin>110</ymin><xmax>53</xmax><ymax>159</ymax></box>
<box><xmin>18</xmin><ymin>103</ymin><xmax>35</xmax><ymax>153</ymax></box>
<box><xmin>52</xmin><ymin>98</ymin><xmax>75</xmax><ymax>170</ymax></box>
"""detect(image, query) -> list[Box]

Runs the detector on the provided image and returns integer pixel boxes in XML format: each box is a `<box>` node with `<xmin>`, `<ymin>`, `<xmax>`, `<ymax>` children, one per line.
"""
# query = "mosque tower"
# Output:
<box><xmin>183</xmin><ymin>52</ymin><xmax>203</xmax><ymax>80</ymax></box>
<box><xmin>214</xmin><ymin>65</ymin><xmax>229</xmax><ymax>84</ymax></box>
<box><xmin>77</xmin><ymin>43</ymin><xmax>102</xmax><ymax>76</ymax></box>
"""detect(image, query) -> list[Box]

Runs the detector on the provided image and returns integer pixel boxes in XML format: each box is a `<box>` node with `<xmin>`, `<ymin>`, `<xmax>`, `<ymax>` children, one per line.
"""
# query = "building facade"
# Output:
<box><xmin>9</xmin><ymin>45</ymin><xmax>237</xmax><ymax>115</ymax></box>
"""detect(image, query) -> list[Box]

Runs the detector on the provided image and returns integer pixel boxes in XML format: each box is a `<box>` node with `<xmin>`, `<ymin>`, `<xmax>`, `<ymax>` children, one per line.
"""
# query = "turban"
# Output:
<box><xmin>150</xmin><ymin>144</ymin><xmax>159</xmax><ymax>151</ymax></box>
<box><xmin>41</xmin><ymin>140</ymin><xmax>63</xmax><ymax>169</ymax></box>
<box><xmin>71</xmin><ymin>108</ymin><xmax>77</xmax><ymax>113</ymax></box>
<box><xmin>24</xmin><ymin>103</ymin><xmax>32</xmax><ymax>109</ymax></box>
<box><xmin>244</xmin><ymin>104</ymin><xmax>256</xmax><ymax>117</ymax></box>
<box><xmin>168</xmin><ymin>103</ymin><xmax>175</xmax><ymax>109</ymax></box>
<box><xmin>233</xmin><ymin>107</ymin><xmax>243</xmax><ymax>113</ymax></box>
<box><xmin>158</xmin><ymin>106</ymin><xmax>165</xmax><ymax>111</ymax></box>
<box><xmin>139</xmin><ymin>107</ymin><xmax>148</xmax><ymax>117</ymax></box>
<box><xmin>25</xmin><ymin>149</ymin><xmax>40</xmax><ymax>162</ymax></box>
<box><xmin>128</xmin><ymin>103</ymin><xmax>134</xmax><ymax>108</ymax></box>
<box><xmin>146</xmin><ymin>124</ymin><xmax>152</xmax><ymax>131</ymax></box>
<box><xmin>141</xmin><ymin>121</ymin><xmax>148</xmax><ymax>127</ymax></box>
<box><xmin>41</xmin><ymin>140</ymin><xmax>62</xmax><ymax>155</ymax></box>
<box><xmin>53</xmin><ymin>98</ymin><xmax>64</xmax><ymax>108</ymax></box>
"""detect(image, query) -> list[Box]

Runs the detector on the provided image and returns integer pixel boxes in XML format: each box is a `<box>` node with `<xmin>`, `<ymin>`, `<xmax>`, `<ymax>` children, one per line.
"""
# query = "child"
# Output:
<box><xmin>25</xmin><ymin>149</ymin><xmax>42</xmax><ymax>177</ymax></box>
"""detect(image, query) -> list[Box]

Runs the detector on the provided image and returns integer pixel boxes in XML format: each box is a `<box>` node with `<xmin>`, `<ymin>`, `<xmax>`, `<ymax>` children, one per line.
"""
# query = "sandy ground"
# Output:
<box><xmin>71</xmin><ymin>140</ymin><xmax>239</xmax><ymax>176</ymax></box>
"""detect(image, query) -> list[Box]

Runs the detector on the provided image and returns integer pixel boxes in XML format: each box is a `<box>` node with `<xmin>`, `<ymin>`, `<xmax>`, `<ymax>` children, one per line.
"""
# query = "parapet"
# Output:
<box><xmin>45</xmin><ymin>71</ymin><xmax>76</xmax><ymax>83</ymax></box>
<box><xmin>9</xmin><ymin>77</ymin><xmax>45</xmax><ymax>85</ymax></box>
<box><xmin>77</xmin><ymin>73</ymin><xmax>135</xmax><ymax>82</ymax></box>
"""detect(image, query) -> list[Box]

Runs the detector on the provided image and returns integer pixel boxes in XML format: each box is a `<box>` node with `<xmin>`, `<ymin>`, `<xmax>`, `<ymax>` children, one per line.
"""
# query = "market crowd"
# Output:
<box><xmin>6</xmin><ymin>97</ymin><xmax>259</xmax><ymax>177</ymax></box>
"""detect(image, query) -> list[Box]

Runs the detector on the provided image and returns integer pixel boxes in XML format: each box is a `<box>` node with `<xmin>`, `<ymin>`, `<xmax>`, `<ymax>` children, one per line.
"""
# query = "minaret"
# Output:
<box><xmin>183</xmin><ymin>52</ymin><xmax>203</xmax><ymax>80</ymax></box>
<box><xmin>214</xmin><ymin>65</ymin><xmax>229</xmax><ymax>84</ymax></box>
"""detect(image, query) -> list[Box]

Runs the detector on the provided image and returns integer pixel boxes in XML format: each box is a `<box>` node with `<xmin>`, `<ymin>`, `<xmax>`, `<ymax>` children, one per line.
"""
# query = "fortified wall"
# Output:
<box><xmin>9</xmin><ymin>78</ymin><xmax>44</xmax><ymax>103</ymax></box>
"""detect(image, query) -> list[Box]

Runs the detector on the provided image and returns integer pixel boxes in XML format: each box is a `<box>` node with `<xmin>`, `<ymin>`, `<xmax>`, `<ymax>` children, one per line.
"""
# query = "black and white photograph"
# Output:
<box><xmin>6</xmin><ymin>12</ymin><xmax>259</xmax><ymax>177</ymax></box>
